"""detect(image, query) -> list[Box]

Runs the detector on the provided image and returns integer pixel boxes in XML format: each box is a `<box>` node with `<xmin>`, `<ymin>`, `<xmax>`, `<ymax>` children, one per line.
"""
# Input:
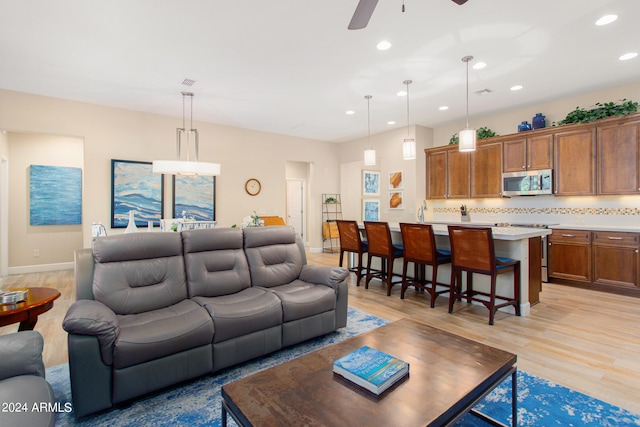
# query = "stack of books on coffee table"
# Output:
<box><xmin>332</xmin><ymin>345</ymin><xmax>409</xmax><ymax>395</ymax></box>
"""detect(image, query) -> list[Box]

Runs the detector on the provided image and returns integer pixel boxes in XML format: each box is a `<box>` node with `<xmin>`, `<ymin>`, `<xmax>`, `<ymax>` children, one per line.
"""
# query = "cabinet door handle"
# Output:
<box><xmin>607</xmin><ymin>237</ymin><xmax>623</xmax><ymax>240</ymax></box>
<box><xmin>561</xmin><ymin>234</ymin><xmax>576</xmax><ymax>237</ymax></box>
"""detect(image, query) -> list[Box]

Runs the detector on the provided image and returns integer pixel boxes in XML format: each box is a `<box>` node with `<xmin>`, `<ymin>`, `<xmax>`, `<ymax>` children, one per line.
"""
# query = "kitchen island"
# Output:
<box><xmin>356</xmin><ymin>222</ymin><xmax>551</xmax><ymax>317</ymax></box>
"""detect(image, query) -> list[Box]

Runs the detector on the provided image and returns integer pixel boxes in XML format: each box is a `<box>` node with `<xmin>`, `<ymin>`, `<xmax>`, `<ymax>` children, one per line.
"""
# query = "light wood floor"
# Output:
<box><xmin>2</xmin><ymin>252</ymin><xmax>639</xmax><ymax>415</ymax></box>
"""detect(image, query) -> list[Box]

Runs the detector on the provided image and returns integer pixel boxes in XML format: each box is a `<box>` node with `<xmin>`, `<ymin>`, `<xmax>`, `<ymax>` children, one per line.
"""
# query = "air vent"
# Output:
<box><xmin>474</xmin><ymin>88</ymin><xmax>493</xmax><ymax>95</ymax></box>
<box><xmin>181</xmin><ymin>78</ymin><xmax>196</xmax><ymax>87</ymax></box>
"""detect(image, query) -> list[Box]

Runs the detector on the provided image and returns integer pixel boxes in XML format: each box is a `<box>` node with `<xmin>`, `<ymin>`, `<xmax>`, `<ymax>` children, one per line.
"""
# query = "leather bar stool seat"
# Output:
<box><xmin>364</xmin><ymin>221</ymin><xmax>404</xmax><ymax>296</ymax></box>
<box><xmin>336</xmin><ymin>220</ymin><xmax>368</xmax><ymax>285</ymax></box>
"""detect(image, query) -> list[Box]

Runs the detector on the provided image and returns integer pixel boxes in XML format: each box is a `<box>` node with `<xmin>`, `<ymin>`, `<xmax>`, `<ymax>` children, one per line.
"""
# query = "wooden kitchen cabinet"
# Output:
<box><xmin>425</xmin><ymin>146</ymin><xmax>470</xmax><ymax>199</ymax></box>
<box><xmin>548</xmin><ymin>229</ymin><xmax>592</xmax><ymax>283</ymax></box>
<box><xmin>597</xmin><ymin>118</ymin><xmax>640</xmax><ymax>195</ymax></box>
<box><xmin>503</xmin><ymin>133</ymin><xmax>553</xmax><ymax>172</ymax></box>
<box><xmin>592</xmin><ymin>231</ymin><xmax>640</xmax><ymax>289</ymax></box>
<box><xmin>471</xmin><ymin>141</ymin><xmax>503</xmax><ymax>198</ymax></box>
<box><xmin>553</xmin><ymin>126</ymin><xmax>597</xmax><ymax>196</ymax></box>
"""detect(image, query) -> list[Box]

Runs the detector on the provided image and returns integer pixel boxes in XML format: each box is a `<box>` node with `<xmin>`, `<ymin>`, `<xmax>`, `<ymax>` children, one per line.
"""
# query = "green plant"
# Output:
<box><xmin>556</xmin><ymin>99</ymin><xmax>638</xmax><ymax>126</ymax></box>
<box><xmin>325</xmin><ymin>197</ymin><xmax>338</xmax><ymax>203</ymax></box>
<box><xmin>449</xmin><ymin>127</ymin><xmax>498</xmax><ymax>145</ymax></box>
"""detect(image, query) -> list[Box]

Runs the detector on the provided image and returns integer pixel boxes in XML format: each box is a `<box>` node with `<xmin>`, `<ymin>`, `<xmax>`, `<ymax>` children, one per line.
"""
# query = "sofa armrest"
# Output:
<box><xmin>63</xmin><ymin>300</ymin><xmax>119</xmax><ymax>365</ymax></box>
<box><xmin>299</xmin><ymin>265</ymin><xmax>349</xmax><ymax>290</ymax></box>
<box><xmin>0</xmin><ymin>331</ymin><xmax>45</xmax><ymax>381</ymax></box>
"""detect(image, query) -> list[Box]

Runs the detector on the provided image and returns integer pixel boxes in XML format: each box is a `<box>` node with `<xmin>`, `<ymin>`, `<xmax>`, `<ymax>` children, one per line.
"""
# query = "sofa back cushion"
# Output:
<box><xmin>92</xmin><ymin>232</ymin><xmax>187</xmax><ymax>315</ymax></box>
<box><xmin>243</xmin><ymin>227</ymin><xmax>304</xmax><ymax>288</ymax></box>
<box><xmin>182</xmin><ymin>228</ymin><xmax>251</xmax><ymax>297</ymax></box>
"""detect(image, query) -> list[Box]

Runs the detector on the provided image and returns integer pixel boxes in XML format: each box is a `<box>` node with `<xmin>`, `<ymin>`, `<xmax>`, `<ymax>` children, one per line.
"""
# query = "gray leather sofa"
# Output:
<box><xmin>0</xmin><ymin>331</ymin><xmax>56</xmax><ymax>427</ymax></box>
<box><xmin>63</xmin><ymin>226</ymin><xmax>348</xmax><ymax>418</ymax></box>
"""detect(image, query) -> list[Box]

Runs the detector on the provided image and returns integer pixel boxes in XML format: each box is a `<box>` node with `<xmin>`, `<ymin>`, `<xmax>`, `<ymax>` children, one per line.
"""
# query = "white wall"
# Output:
<box><xmin>0</xmin><ymin>89</ymin><xmax>341</xmax><ymax>269</ymax></box>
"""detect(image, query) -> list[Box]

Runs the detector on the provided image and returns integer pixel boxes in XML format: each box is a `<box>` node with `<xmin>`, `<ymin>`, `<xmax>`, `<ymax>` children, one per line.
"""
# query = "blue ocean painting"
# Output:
<box><xmin>363</xmin><ymin>199</ymin><xmax>379</xmax><ymax>221</ymax></box>
<box><xmin>173</xmin><ymin>175</ymin><xmax>215</xmax><ymax>220</ymax></box>
<box><xmin>30</xmin><ymin>165</ymin><xmax>82</xmax><ymax>226</ymax></box>
<box><xmin>112</xmin><ymin>160</ymin><xmax>163</xmax><ymax>228</ymax></box>
<box><xmin>363</xmin><ymin>171</ymin><xmax>379</xmax><ymax>195</ymax></box>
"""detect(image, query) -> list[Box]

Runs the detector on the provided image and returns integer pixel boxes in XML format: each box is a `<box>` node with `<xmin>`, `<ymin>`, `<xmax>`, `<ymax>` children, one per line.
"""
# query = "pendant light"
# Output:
<box><xmin>363</xmin><ymin>95</ymin><xmax>376</xmax><ymax>166</ymax></box>
<box><xmin>402</xmin><ymin>80</ymin><xmax>416</xmax><ymax>160</ymax></box>
<box><xmin>458</xmin><ymin>55</ymin><xmax>476</xmax><ymax>152</ymax></box>
<box><xmin>152</xmin><ymin>92</ymin><xmax>221</xmax><ymax>176</ymax></box>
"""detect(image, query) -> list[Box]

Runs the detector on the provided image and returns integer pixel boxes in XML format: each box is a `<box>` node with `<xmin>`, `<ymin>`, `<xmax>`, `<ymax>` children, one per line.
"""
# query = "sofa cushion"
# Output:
<box><xmin>93</xmin><ymin>233</ymin><xmax>188</xmax><ymax>315</ymax></box>
<box><xmin>0</xmin><ymin>331</ymin><xmax>45</xmax><ymax>381</ymax></box>
<box><xmin>113</xmin><ymin>299</ymin><xmax>213</xmax><ymax>369</ymax></box>
<box><xmin>270</xmin><ymin>280</ymin><xmax>337</xmax><ymax>322</ymax></box>
<box><xmin>0</xmin><ymin>376</ymin><xmax>55</xmax><ymax>427</ymax></box>
<box><xmin>192</xmin><ymin>287</ymin><xmax>282</xmax><ymax>343</ymax></box>
<box><xmin>243</xmin><ymin>227</ymin><xmax>303</xmax><ymax>288</ymax></box>
<box><xmin>182</xmin><ymin>228</ymin><xmax>251</xmax><ymax>297</ymax></box>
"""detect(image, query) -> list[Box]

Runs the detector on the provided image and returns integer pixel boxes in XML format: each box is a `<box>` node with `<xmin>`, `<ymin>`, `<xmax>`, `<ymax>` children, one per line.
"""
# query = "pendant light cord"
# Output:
<box><xmin>461</xmin><ymin>56</ymin><xmax>473</xmax><ymax>129</ymax></box>
<box><xmin>404</xmin><ymin>80</ymin><xmax>412</xmax><ymax>136</ymax></box>
<box><xmin>366</xmin><ymin>95</ymin><xmax>372</xmax><ymax>149</ymax></box>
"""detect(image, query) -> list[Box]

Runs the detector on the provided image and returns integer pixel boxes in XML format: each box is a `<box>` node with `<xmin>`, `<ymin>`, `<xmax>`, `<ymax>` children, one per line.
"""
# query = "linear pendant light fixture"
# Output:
<box><xmin>152</xmin><ymin>92</ymin><xmax>221</xmax><ymax>176</ymax></box>
<box><xmin>363</xmin><ymin>95</ymin><xmax>376</xmax><ymax>166</ymax></box>
<box><xmin>458</xmin><ymin>55</ymin><xmax>476</xmax><ymax>152</ymax></box>
<box><xmin>402</xmin><ymin>79</ymin><xmax>416</xmax><ymax>160</ymax></box>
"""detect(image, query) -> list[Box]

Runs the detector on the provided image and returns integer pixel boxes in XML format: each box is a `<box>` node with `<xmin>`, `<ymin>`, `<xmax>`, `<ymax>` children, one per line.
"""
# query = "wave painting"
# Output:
<box><xmin>173</xmin><ymin>175</ymin><xmax>215</xmax><ymax>221</ymax></box>
<box><xmin>112</xmin><ymin>160</ymin><xmax>164</xmax><ymax>228</ymax></box>
<box><xmin>30</xmin><ymin>165</ymin><xmax>82</xmax><ymax>226</ymax></box>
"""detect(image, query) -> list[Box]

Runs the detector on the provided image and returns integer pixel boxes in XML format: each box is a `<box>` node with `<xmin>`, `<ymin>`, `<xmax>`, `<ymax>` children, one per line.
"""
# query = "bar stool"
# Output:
<box><xmin>364</xmin><ymin>221</ymin><xmax>404</xmax><ymax>296</ymax></box>
<box><xmin>399</xmin><ymin>223</ymin><xmax>452</xmax><ymax>308</ymax></box>
<box><xmin>447</xmin><ymin>225</ymin><xmax>521</xmax><ymax>325</ymax></box>
<box><xmin>336</xmin><ymin>220</ymin><xmax>368</xmax><ymax>285</ymax></box>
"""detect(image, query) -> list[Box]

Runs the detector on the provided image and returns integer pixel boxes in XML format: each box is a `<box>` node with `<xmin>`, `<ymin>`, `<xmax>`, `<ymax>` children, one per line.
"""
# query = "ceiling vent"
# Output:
<box><xmin>181</xmin><ymin>78</ymin><xmax>196</xmax><ymax>87</ymax></box>
<box><xmin>474</xmin><ymin>88</ymin><xmax>493</xmax><ymax>95</ymax></box>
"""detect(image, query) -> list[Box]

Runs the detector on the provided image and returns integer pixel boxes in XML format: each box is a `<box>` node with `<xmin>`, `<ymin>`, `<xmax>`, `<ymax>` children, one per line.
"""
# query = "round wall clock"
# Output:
<box><xmin>245</xmin><ymin>178</ymin><xmax>262</xmax><ymax>196</ymax></box>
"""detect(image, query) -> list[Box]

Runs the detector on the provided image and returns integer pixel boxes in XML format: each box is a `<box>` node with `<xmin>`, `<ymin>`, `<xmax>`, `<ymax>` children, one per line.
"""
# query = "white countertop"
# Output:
<box><xmin>375</xmin><ymin>222</ymin><xmax>551</xmax><ymax>241</ymax></box>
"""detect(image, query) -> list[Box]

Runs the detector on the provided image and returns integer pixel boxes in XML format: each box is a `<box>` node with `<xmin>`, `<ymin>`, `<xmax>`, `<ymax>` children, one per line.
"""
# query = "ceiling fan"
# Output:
<box><xmin>348</xmin><ymin>0</ymin><xmax>469</xmax><ymax>30</ymax></box>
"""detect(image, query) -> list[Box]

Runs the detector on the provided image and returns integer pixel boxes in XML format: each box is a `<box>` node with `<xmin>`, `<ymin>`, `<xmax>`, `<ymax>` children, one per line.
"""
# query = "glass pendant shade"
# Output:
<box><xmin>458</xmin><ymin>129</ymin><xmax>476</xmax><ymax>152</ymax></box>
<box><xmin>364</xmin><ymin>148</ymin><xmax>376</xmax><ymax>165</ymax></box>
<box><xmin>153</xmin><ymin>92</ymin><xmax>221</xmax><ymax>176</ymax></box>
<box><xmin>402</xmin><ymin>138</ymin><xmax>416</xmax><ymax>160</ymax></box>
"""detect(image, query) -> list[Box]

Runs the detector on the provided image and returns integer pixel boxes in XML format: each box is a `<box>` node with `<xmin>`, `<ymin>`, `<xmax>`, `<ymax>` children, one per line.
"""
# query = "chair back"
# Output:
<box><xmin>336</xmin><ymin>220</ymin><xmax>363</xmax><ymax>252</ymax></box>
<box><xmin>364</xmin><ymin>221</ymin><xmax>394</xmax><ymax>257</ymax></box>
<box><xmin>400</xmin><ymin>223</ymin><xmax>437</xmax><ymax>263</ymax></box>
<box><xmin>447</xmin><ymin>226</ymin><xmax>496</xmax><ymax>274</ymax></box>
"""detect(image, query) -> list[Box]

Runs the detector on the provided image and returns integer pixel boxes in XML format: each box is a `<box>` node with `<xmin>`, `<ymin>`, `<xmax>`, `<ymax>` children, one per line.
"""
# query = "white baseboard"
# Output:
<box><xmin>7</xmin><ymin>262</ymin><xmax>74</xmax><ymax>275</ymax></box>
<box><xmin>308</xmin><ymin>247</ymin><xmax>324</xmax><ymax>253</ymax></box>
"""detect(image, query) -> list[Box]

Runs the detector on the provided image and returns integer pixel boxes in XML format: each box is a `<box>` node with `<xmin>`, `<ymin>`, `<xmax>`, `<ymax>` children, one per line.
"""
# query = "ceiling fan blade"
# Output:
<box><xmin>348</xmin><ymin>0</ymin><xmax>379</xmax><ymax>30</ymax></box>
<box><xmin>451</xmin><ymin>0</ymin><xmax>469</xmax><ymax>4</ymax></box>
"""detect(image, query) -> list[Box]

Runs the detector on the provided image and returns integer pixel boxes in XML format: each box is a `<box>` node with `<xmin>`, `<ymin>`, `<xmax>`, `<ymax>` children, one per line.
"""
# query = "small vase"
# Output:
<box><xmin>532</xmin><ymin>113</ymin><xmax>546</xmax><ymax>129</ymax></box>
<box><xmin>125</xmin><ymin>210</ymin><xmax>138</xmax><ymax>233</ymax></box>
<box><xmin>518</xmin><ymin>121</ymin><xmax>532</xmax><ymax>132</ymax></box>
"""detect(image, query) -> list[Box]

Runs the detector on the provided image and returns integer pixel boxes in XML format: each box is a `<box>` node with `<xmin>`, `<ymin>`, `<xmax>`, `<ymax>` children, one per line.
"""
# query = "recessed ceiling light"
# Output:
<box><xmin>439</xmin><ymin>106</ymin><xmax>449</xmax><ymax>111</ymax></box>
<box><xmin>510</xmin><ymin>85</ymin><xmax>524</xmax><ymax>91</ymax></box>
<box><xmin>473</xmin><ymin>62</ymin><xmax>487</xmax><ymax>70</ymax></box>
<box><xmin>619</xmin><ymin>52</ymin><xmax>638</xmax><ymax>61</ymax></box>
<box><xmin>397</xmin><ymin>90</ymin><xmax>407</xmax><ymax>97</ymax></box>
<box><xmin>387</xmin><ymin>121</ymin><xmax>396</xmax><ymax>125</ymax></box>
<box><xmin>596</xmin><ymin>14</ymin><xmax>618</xmax><ymax>26</ymax></box>
<box><xmin>346</xmin><ymin>110</ymin><xmax>355</xmax><ymax>115</ymax></box>
<box><xmin>376</xmin><ymin>40</ymin><xmax>391</xmax><ymax>51</ymax></box>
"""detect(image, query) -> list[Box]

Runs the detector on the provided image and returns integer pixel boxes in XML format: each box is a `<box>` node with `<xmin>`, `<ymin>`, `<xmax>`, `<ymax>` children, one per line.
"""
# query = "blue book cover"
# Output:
<box><xmin>333</xmin><ymin>346</ymin><xmax>409</xmax><ymax>394</ymax></box>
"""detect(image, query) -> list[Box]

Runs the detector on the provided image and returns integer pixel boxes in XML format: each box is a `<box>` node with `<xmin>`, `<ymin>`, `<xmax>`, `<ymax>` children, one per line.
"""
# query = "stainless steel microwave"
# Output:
<box><xmin>502</xmin><ymin>169</ymin><xmax>553</xmax><ymax>196</ymax></box>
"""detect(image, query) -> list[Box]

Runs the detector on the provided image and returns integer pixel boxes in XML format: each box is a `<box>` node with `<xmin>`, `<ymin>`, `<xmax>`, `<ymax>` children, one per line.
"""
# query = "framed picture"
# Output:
<box><xmin>362</xmin><ymin>170</ymin><xmax>380</xmax><ymax>196</ymax></box>
<box><xmin>173</xmin><ymin>175</ymin><xmax>216</xmax><ymax>220</ymax></box>
<box><xmin>29</xmin><ymin>165</ymin><xmax>82</xmax><ymax>226</ymax></box>
<box><xmin>389</xmin><ymin>171</ymin><xmax>403</xmax><ymax>190</ymax></box>
<box><xmin>389</xmin><ymin>191</ymin><xmax>403</xmax><ymax>210</ymax></box>
<box><xmin>111</xmin><ymin>159</ymin><xmax>164</xmax><ymax>228</ymax></box>
<box><xmin>362</xmin><ymin>199</ymin><xmax>380</xmax><ymax>221</ymax></box>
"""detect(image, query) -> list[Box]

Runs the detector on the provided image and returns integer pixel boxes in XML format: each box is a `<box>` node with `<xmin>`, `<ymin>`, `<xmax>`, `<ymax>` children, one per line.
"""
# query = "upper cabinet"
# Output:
<box><xmin>471</xmin><ymin>141</ymin><xmax>503</xmax><ymax>198</ymax></box>
<box><xmin>553</xmin><ymin>126</ymin><xmax>597</xmax><ymax>196</ymax></box>
<box><xmin>425</xmin><ymin>146</ymin><xmax>470</xmax><ymax>199</ymax></box>
<box><xmin>597</xmin><ymin>118</ymin><xmax>640</xmax><ymax>195</ymax></box>
<box><xmin>503</xmin><ymin>133</ymin><xmax>553</xmax><ymax>172</ymax></box>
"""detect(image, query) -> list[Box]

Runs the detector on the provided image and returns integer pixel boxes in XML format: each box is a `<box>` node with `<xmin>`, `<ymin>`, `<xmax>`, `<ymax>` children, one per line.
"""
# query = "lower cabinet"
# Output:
<box><xmin>549</xmin><ymin>228</ymin><xmax>640</xmax><ymax>292</ymax></box>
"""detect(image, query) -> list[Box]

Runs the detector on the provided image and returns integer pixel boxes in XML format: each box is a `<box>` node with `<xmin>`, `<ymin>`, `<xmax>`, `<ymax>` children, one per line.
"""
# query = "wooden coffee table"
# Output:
<box><xmin>222</xmin><ymin>318</ymin><xmax>517</xmax><ymax>426</ymax></box>
<box><xmin>0</xmin><ymin>287</ymin><xmax>61</xmax><ymax>331</ymax></box>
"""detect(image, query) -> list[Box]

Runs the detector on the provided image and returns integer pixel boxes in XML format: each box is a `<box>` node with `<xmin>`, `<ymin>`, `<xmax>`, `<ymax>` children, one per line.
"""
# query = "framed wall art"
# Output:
<box><xmin>362</xmin><ymin>170</ymin><xmax>380</xmax><ymax>196</ymax></box>
<box><xmin>29</xmin><ymin>165</ymin><xmax>82</xmax><ymax>226</ymax></box>
<box><xmin>389</xmin><ymin>191</ymin><xmax>403</xmax><ymax>210</ymax></box>
<box><xmin>173</xmin><ymin>175</ymin><xmax>216</xmax><ymax>221</ymax></box>
<box><xmin>362</xmin><ymin>199</ymin><xmax>380</xmax><ymax>221</ymax></box>
<box><xmin>389</xmin><ymin>171</ymin><xmax>403</xmax><ymax>190</ymax></box>
<box><xmin>111</xmin><ymin>159</ymin><xmax>164</xmax><ymax>228</ymax></box>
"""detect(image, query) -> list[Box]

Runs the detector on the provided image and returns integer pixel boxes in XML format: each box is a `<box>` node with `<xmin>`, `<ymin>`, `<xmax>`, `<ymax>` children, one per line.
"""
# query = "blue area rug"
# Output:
<box><xmin>47</xmin><ymin>308</ymin><xmax>640</xmax><ymax>426</ymax></box>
